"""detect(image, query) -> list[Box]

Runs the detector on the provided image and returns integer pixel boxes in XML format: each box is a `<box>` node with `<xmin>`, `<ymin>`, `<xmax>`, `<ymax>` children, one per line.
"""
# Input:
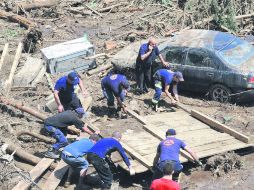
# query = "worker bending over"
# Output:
<box><xmin>153</xmin><ymin>129</ymin><xmax>202</xmax><ymax>182</ymax></box>
<box><xmin>152</xmin><ymin>69</ymin><xmax>184</xmax><ymax>111</ymax></box>
<box><xmin>87</xmin><ymin>131</ymin><xmax>134</xmax><ymax>190</ymax></box>
<box><xmin>54</xmin><ymin>71</ymin><xmax>88</xmax><ymax>112</ymax></box>
<box><xmin>101</xmin><ymin>70</ymin><xmax>130</xmax><ymax>117</ymax></box>
<box><xmin>44</xmin><ymin>108</ymin><xmax>95</xmax><ymax>159</ymax></box>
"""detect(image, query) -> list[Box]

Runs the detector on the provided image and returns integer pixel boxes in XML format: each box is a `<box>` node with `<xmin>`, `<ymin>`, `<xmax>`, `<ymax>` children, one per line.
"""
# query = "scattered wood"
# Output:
<box><xmin>87</xmin><ymin>63</ymin><xmax>113</xmax><ymax>76</ymax></box>
<box><xmin>235</xmin><ymin>13</ymin><xmax>254</xmax><ymax>19</ymax></box>
<box><xmin>84</xmin><ymin>4</ymin><xmax>103</xmax><ymax>17</ymax></box>
<box><xmin>45</xmin><ymin>73</ymin><xmax>54</xmax><ymax>92</ymax></box>
<box><xmin>191</xmin><ymin>110</ymin><xmax>249</xmax><ymax>143</ymax></box>
<box><xmin>0</xmin><ymin>43</ymin><xmax>9</xmax><ymax>71</ymax></box>
<box><xmin>98</xmin><ymin>2</ymin><xmax>128</xmax><ymax>13</ymax></box>
<box><xmin>15</xmin><ymin>0</ymin><xmax>58</xmax><ymax>11</ymax></box>
<box><xmin>12</xmin><ymin>158</ymin><xmax>54</xmax><ymax>190</ymax></box>
<box><xmin>41</xmin><ymin>160</ymin><xmax>69</xmax><ymax>190</ymax></box>
<box><xmin>16</xmin><ymin>130</ymin><xmax>55</xmax><ymax>143</ymax></box>
<box><xmin>5</xmin><ymin>43</ymin><xmax>23</xmax><ymax>94</ymax></box>
<box><xmin>83</xmin><ymin>53</ymin><xmax>111</xmax><ymax>60</ymax></box>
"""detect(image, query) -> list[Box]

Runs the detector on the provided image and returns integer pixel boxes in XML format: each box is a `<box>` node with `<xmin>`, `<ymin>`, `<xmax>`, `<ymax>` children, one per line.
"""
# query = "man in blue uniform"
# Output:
<box><xmin>87</xmin><ymin>131</ymin><xmax>134</xmax><ymax>190</ymax></box>
<box><xmin>44</xmin><ymin>107</ymin><xmax>95</xmax><ymax>159</ymax></box>
<box><xmin>54</xmin><ymin>71</ymin><xmax>88</xmax><ymax>112</ymax></box>
<box><xmin>153</xmin><ymin>129</ymin><xmax>202</xmax><ymax>182</ymax></box>
<box><xmin>152</xmin><ymin>69</ymin><xmax>184</xmax><ymax>111</ymax></box>
<box><xmin>136</xmin><ymin>37</ymin><xmax>169</xmax><ymax>94</ymax></box>
<box><xmin>61</xmin><ymin>134</ymin><xmax>100</xmax><ymax>187</ymax></box>
<box><xmin>101</xmin><ymin>71</ymin><xmax>130</xmax><ymax>117</ymax></box>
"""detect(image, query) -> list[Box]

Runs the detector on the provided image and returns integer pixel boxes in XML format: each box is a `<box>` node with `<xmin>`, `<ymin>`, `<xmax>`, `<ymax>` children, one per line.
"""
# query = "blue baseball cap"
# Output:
<box><xmin>166</xmin><ymin>129</ymin><xmax>176</xmax><ymax>136</ymax></box>
<box><xmin>68</xmin><ymin>72</ymin><xmax>79</xmax><ymax>85</ymax></box>
<box><xmin>174</xmin><ymin>71</ymin><xmax>184</xmax><ymax>81</ymax></box>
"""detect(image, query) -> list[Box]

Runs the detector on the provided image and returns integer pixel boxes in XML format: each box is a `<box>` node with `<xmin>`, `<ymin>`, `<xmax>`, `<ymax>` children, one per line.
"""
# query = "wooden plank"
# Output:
<box><xmin>126</xmin><ymin>108</ymin><xmax>147</xmax><ymax>124</ymax></box>
<box><xmin>0</xmin><ymin>43</ymin><xmax>9</xmax><ymax>71</ymax></box>
<box><xmin>5</xmin><ymin>43</ymin><xmax>23</xmax><ymax>94</ymax></box>
<box><xmin>12</xmin><ymin>158</ymin><xmax>53</xmax><ymax>190</ymax></box>
<box><xmin>191</xmin><ymin>110</ymin><xmax>249</xmax><ymax>143</ymax></box>
<box><xmin>120</xmin><ymin>141</ymin><xmax>152</xmax><ymax>170</ymax></box>
<box><xmin>41</xmin><ymin>160</ymin><xmax>69</xmax><ymax>190</ymax></box>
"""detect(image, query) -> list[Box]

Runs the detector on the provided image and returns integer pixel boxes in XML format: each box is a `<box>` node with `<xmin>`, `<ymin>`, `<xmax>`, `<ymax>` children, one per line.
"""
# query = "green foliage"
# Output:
<box><xmin>160</xmin><ymin>0</ymin><xmax>172</xmax><ymax>6</ymax></box>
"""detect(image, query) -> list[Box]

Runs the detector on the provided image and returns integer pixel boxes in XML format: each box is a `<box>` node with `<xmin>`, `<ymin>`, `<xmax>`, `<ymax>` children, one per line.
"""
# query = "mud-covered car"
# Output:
<box><xmin>155</xmin><ymin>29</ymin><xmax>254</xmax><ymax>102</ymax></box>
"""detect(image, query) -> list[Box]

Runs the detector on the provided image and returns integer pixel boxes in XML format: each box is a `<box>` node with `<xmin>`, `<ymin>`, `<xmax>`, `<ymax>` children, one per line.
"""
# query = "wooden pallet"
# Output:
<box><xmin>118</xmin><ymin>108</ymin><xmax>251</xmax><ymax>173</ymax></box>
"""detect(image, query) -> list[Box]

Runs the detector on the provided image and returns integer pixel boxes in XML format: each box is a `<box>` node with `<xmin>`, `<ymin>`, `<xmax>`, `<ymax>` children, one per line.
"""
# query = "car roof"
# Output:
<box><xmin>159</xmin><ymin>29</ymin><xmax>237</xmax><ymax>52</ymax></box>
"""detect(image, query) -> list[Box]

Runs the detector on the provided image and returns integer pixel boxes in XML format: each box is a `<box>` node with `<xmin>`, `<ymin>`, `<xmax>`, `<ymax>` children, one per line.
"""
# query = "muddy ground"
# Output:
<box><xmin>0</xmin><ymin>1</ymin><xmax>254</xmax><ymax>190</ymax></box>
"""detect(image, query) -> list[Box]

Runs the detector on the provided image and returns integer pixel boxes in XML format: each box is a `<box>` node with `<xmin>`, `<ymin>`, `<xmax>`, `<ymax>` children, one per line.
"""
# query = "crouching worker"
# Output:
<box><xmin>150</xmin><ymin>162</ymin><xmax>180</xmax><ymax>190</ymax></box>
<box><xmin>152</xmin><ymin>69</ymin><xmax>184</xmax><ymax>111</ymax></box>
<box><xmin>44</xmin><ymin>107</ymin><xmax>95</xmax><ymax>159</ymax></box>
<box><xmin>153</xmin><ymin>129</ymin><xmax>202</xmax><ymax>182</ymax></box>
<box><xmin>101</xmin><ymin>71</ymin><xmax>130</xmax><ymax>117</ymax></box>
<box><xmin>87</xmin><ymin>131</ymin><xmax>135</xmax><ymax>190</ymax></box>
<box><xmin>61</xmin><ymin>134</ymin><xmax>101</xmax><ymax>187</ymax></box>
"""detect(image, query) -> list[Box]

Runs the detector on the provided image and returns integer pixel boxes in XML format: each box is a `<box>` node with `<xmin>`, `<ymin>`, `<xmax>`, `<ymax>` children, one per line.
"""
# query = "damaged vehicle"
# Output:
<box><xmin>155</xmin><ymin>29</ymin><xmax>254</xmax><ymax>102</ymax></box>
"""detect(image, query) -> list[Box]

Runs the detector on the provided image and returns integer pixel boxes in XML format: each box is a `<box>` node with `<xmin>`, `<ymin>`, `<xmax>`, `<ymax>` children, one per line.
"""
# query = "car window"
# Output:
<box><xmin>186</xmin><ymin>49</ymin><xmax>216</xmax><ymax>69</ymax></box>
<box><xmin>160</xmin><ymin>47</ymin><xmax>185</xmax><ymax>65</ymax></box>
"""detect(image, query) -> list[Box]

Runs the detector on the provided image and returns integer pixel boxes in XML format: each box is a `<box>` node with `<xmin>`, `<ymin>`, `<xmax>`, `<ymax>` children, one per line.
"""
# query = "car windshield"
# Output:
<box><xmin>218</xmin><ymin>37</ymin><xmax>254</xmax><ymax>67</ymax></box>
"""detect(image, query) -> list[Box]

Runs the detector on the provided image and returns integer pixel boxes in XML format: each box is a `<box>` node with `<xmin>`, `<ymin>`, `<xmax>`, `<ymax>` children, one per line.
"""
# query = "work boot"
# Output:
<box><xmin>108</xmin><ymin>107</ymin><xmax>116</xmax><ymax>118</ymax></box>
<box><xmin>44</xmin><ymin>148</ymin><xmax>59</xmax><ymax>159</ymax></box>
<box><xmin>153</xmin><ymin>104</ymin><xmax>158</xmax><ymax>112</ymax></box>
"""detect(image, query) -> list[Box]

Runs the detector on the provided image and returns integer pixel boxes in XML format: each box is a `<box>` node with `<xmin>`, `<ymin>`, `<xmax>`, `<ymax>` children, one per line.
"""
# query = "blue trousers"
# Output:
<box><xmin>61</xmin><ymin>153</ymin><xmax>89</xmax><ymax>172</ymax></box>
<box><xmin>44</xmin><ymin>125</ymin><xmax>68</xmax><ymax>150</ymax></box>
<box><xmin>152</xmin><ymin>80</ymin><xmax>163</xmax><ymax>105</ymax></box>
<box><xmin>104</xmin><ymin>89</ymin><xmax>125</xmax><ymax>107</ymax></box>
<box><xmin>153</xmin><ymin>160</ymin><xmax>183</xmax><ymax>181</ymax></box>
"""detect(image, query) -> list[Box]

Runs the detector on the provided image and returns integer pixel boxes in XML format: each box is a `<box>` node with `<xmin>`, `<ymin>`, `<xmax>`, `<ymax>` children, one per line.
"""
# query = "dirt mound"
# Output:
<box><xmin>205</xmin><ymin>152</ymin><xmax>244</xmax><ymax>177</ymax></box>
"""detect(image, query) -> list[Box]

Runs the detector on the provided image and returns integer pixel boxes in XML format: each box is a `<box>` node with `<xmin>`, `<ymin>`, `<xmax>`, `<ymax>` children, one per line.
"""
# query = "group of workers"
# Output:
<box><xmin>41</xmin><ymin>37</ymin><xmax>202</xmax><ymax>190</ymax></box>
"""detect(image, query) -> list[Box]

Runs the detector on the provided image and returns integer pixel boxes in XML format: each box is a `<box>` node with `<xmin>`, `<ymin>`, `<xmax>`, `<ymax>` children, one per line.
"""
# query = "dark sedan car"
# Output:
<box><xmin>155</xmin><ymin>29</ymin><xmax>254</xmax><ymax>102</ymax></box>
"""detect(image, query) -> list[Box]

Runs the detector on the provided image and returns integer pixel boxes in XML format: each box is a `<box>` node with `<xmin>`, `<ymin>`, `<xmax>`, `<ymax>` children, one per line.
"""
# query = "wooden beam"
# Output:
<box><xmin>87</xmin><ymin>63</ymin><xmax>113</xmax><ymax>76</ymax></box>
<box><xmin>12</xmin><ymin>158</ymin><xmax>54</xmax><ymax>190</ymax></box>
<box><xmin>0</xmin><ymin>43</ymin><xmax>9</xmax><ymax>71</ymax></box>
<box><xmin>5</xmin><ymin>43</ymin><xmax>23</xmax><ymax>94</ymax></box>
<box><xmin>125</xmin><ymin>108</ymin><xmax>147</xmax><ymax>124</ymax></box>
<box><xmin>41</xmin><ymin>160</ymin><xmax>69</xmax><ymax>190</ymax></box>
<box><xmin>191</xmin><ymin>109</ymin><xmax>249</xmax><ymax>143</ymax></box>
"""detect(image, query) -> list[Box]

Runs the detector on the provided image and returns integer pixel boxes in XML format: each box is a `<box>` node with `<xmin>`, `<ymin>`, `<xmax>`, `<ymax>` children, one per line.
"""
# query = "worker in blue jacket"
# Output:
<box><xmin>87</xmin><ymin>131</ymin><xmax>135</xmax><ymax>190</ymax></box>
<box><xmin>61</xmin><ymin>134</ymin><xmax>100</xmax><ymax>187</ymax></box>
<box><xmin>101</xmin><ymin>70</ymin><xmax>130</xmax><ymax>117</ymax></box>
<box><xmin>54</xmin><ymin>71</ymin><xmax>88</xmax><ymax>112</ymax></box>
<box><xmin>152</xmin><ymin>69</ymin><xmax>184</xmax><ymax>111</ymax></box>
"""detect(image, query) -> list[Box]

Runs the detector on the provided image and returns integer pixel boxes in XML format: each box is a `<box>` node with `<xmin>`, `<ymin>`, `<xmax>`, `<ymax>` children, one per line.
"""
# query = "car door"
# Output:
<box><xmin>181</xmin><ymin>48</ymin><xmax>218</xmax><ymax>92</ymax></box>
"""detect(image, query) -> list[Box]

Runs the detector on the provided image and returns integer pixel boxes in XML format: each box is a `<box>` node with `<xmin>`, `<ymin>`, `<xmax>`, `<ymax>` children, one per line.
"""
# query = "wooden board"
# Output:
<box><xmin>13</xmin><ymin>56</ymin><xmax>43</xmax><ymax>87</ymax></box>
<box><xmin>41</xmin><ymin>160</ymin><xmax>69</xmax><ymax>190</ymax></box>
<box><xmin>0</xmin><ymin>43</ymin><xmax>9</xmax><ymax>71</ymax></box>
<box><xmin>12</xmin><ymin>158</ymin><xmax>53</xmax><ymax>190</ymax></box>
<box><xmin>191</xmin><ymin>109</ymin><xmax>249</xmax><ymax>143</ymax></box>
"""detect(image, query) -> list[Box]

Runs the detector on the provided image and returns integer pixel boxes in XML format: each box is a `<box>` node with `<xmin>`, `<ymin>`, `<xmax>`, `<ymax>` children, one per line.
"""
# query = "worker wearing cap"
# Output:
<box><xmin>61</xmin><ymin>134</ymin><xmax>101</xmax><ymax>187</ymax></box>
<box><xmin>54</xmin><ymin>71</ymin><xmax>88</xmax><ymax>112</ymax></box>
<box><xmin>101</xmin><ymin>71</ymin><xmax>130</xmax><ymax>117</ymax></box>
<box><xmin>135</xmin><ymin>37</ymin><xmax>169</xmax><ymax>94</ymax></box>
<box><xmin>44</xmin><ymin>107</ymin><xmax>95</xmax><ymax>159</ymax></box>
<box><xmin>87</xmin><ymin>131</ymin><xmax>135</xmax><ymax>190</ymax></box>
<box><xmin>152</xmin><ymin>69</ymin><xmax>184</xmax><ymax>111</ymax></box>
<box><xmin>153</xmin><ymin>129</ymin><xmax>202</xmax><ymax>182</ymax></box>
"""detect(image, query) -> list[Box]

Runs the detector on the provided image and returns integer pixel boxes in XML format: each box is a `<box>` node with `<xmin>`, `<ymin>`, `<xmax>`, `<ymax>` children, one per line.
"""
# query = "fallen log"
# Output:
<box><xmin>15</xmin><ymin>0</ymin><xmax>58</xmax><ymax>11</ymax></box>
<box><xmin>0</xmin><ymin>10</ymin><xmax>37</xmax><ymax>29</ymax></box>
<box><xmin>6</xmin><ymin>143</ymin><xmax>41</xmax><ymax>165</ymax></box>
<box><xmin>0</xmin><ymin>96</ymin><xmax>80</xmax><ymax>135</ymax></box>
<box><xmin>87</xmin><ymin>63</ymin><xmax>113</xmax><ymax>76</ymax></box>
<box><xmin>16</xmin><ymin>130</ymin><xmax>55</xmax><ymax>143</ymax></box>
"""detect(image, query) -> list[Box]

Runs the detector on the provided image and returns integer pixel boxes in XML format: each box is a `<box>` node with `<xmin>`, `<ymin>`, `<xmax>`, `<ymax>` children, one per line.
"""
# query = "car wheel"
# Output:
<box><xmin>209</xmin><ymin>84</ymin><xmax>231</xmax><ymax>102</ymax></box>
